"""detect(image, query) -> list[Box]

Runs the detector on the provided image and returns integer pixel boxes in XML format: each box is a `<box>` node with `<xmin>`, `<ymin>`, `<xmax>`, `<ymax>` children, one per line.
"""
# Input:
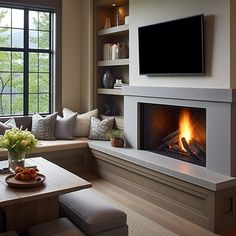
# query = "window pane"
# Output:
<box><xmin>0</xmin><ymin>8</ymin><xmax>11</xmax><ymax>27</ymax></box>
<box><xmin>12</xmin><ymin>73</ymin><xmax>23</xmax><ymax>93</ymax></box>
<box><xmin>0</xmin><ymin>51</ymin><xmax>11</xmax><ymax>71</ymax></box>
<box><xmin>29</xmin><ymin>73</ymin><xmax>38</xmax><ymax>93</ymax></box>
<box><xmin>0</xmin><ymin>73</ymin><xmax>11</xmax><ymax>93</ymax></box>
<box><xmin>0</xmin><ymin>8</ymin><xmax>52</xmax><ymax>116</ymax></box>
<box><xmin>29</xmin><ymin>30</ymin><xmax>38</xmax><ymax>49</ymax></box>
<box><xmin>29</xmin><ymin>94</ymin><xmax>38</xmax><ymax>114</ymax></box>
<box><xmin>39</xmin><ymin>53</ymin><xmax>49</xmax><ymax>72</ymax></box>
<box><xmin>0</xmin><ymin>94</ymin><xmax>10</xmax><ymax>115</ymax></box>
<box><xmin>12</xmin><ymin>29</ymin><xmax>24</xmax><ymax>48</ymax></box>
<box><xmin>12</xmin><ymin>94</ymin><xmax>23</xmax><ymax>115</ymax></box>
<box><xmin>12</xmin><ymin>9</ymin><xmax>24</xmax><ymax>28</ymax></box>
<box><xmin>39</xmin><ymin>31</ymin><xmax>49</xmax><ymax>49</ymax></box>
<box><xmin>0</xmin><ymin>28</ymin><xmax>11</xmax><ymax>47</ymax></box>
<box><xmin>29</xmin><ymin>11</ymin><xmax>38</xmax><ymax>30</ymax></box>
<box><xmin>39</xmin><ymin>12</ymin><xmax>49</xmax><ymax>31</ymax></box>
<box><xmin>29</xmin><ymin>53</ymin><xmax>38</xmax><ymax>72</ymax></box>
<box><xmin>12</xmin><ymin>52</ymin><xmax>23</xmax><ymax>72</ymax></box>
<box><xmin>39</xmin><ymin>93</ymin><xmax>49</xmax><ymax>113</ymax></box>
<box><xmin>39</xmin><ymin>73</ymin><xmax>49</xmax><ymax>93</ymax></box>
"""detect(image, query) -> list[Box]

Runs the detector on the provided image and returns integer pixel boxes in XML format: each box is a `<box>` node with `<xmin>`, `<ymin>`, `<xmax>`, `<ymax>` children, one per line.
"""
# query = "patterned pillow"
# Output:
<box><xmin>0</xmin><ymin>118</ymin><xmax>16</xmax><ymax>135</ymax></box>
<box><xmin>55</xmin><ymin>113</ymin><xmax>77</xmax><ymax>140</ymax></box>
<box><xmin>63</xmin><ymin>108</ymin><xmax>98</xmax><ymax>137</ymax></box>
<box><xmin>31</xmin><ymin>113</ymin><xmax>57</xmax><ymax>140</ymax></box>
<box><xmin>89</xmin><ymin>116</ymin><xmax>114</xmax><ymax>140</ymax></box>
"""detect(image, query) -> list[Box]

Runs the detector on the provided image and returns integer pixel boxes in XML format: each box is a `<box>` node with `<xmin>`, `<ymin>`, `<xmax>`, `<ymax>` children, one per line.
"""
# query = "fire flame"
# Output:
<box><xmin>179</xmin><ymin>110</ymin><xmax>192</xmax><ymax>150</ymax></box>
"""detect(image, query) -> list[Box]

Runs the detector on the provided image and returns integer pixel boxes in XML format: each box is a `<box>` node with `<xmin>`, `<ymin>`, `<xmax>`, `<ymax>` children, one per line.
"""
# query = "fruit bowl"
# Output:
<box><xmin>5</xmin><ymin>167</ymin><xmax>46</xmax><ymax>188</ymax></box>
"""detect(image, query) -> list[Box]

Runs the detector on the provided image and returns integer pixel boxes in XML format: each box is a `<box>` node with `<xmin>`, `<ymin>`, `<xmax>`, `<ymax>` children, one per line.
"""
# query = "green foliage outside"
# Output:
<box><xmin>0</xmin><ymin>8</ymin><xmax>51</xmax><ymax>116</ymax></box>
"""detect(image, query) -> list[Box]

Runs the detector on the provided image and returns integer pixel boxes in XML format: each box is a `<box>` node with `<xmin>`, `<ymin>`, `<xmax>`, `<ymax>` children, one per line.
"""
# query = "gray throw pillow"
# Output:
<box><xmin>31</xmin><ymin>113</ymin><xmax>57</xmax><ymax>140</ymax></box>
<box><xmin>55</xmin><ymin>113</ymin><xmax>77</xmax><ymax>140</ymax></box>
<box><xmin>0</xmin><ymin>118</ymin><xmax>16</xmax><ymax>135</ymax></box>
<box><xmin>89</xmin><ymin>116</ymin><xmax>114</xmax><ymax>140</ymax></box>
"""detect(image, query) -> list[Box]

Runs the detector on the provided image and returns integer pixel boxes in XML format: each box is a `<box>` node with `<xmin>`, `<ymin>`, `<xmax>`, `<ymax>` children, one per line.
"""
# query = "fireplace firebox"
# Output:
<box><xmin>139</xmin><ymin>103</ymin><xmax>206</xmax><ymax>167</ymax></box>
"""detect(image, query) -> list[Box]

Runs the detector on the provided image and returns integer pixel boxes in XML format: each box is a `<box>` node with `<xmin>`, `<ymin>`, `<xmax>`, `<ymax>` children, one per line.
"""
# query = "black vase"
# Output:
<box><xmin>102</xmin><ymin>70</ymin><xmax>115</xmax><ymax>89</ymax></box>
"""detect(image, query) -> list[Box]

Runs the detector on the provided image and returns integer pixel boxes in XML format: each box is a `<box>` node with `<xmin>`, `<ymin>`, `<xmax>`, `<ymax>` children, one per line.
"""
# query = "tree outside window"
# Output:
<box><xmin>0</xmin><ymin>7</ymin><xmax>53</xmax><ymax>116</ymax></box>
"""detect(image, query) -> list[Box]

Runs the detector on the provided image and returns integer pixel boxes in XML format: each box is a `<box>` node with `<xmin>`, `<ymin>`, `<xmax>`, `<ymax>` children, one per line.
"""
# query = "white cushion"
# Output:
<box><xmin>63</xmin><ymin>108</ymin><xmax>98</xmax><ymax>137</ymax></box>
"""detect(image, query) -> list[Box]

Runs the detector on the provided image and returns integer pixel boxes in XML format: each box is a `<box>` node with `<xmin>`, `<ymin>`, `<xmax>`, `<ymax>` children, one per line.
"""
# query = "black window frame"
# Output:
<box><xmin>0</xmin><ymin>0</ymin><xmax>62</xmax><ymax>117</ymax></box>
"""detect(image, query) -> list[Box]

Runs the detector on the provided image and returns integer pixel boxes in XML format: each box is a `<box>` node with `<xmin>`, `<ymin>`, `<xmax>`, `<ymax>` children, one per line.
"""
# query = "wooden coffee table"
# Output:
<box><xmin>0</xmin><ymin>157</ymin><xmax>92</xmax><ymax>234</ymax></box>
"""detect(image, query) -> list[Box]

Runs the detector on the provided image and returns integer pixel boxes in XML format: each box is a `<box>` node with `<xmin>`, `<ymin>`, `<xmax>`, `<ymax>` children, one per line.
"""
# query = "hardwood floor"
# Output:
<box><xmin>83</xmin><ymin>174</ymin><xmax>236</xmax><ymax>236</ymax></box>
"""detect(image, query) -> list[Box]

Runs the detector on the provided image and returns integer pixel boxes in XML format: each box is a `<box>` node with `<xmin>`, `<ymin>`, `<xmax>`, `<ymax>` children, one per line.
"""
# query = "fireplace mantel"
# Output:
<box><xmin>122</xmin><ymin>86</ymin><xmax>236</xmax><ymax>103</ymax></box>
<box><xmin>123</xmin><ymin>86</ymin><xmax>236</xmax><ymax>177</ymax></box>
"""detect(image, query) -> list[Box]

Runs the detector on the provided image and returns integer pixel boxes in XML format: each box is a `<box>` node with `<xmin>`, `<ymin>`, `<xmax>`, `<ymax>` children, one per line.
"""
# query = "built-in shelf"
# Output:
<box><xmin>98</xmin><ymin>88</ymin><xmax>122</xmax><ymax>95</ymax></box>
<box><xmin>98</xmin><ymin>24</ymin><xmax>129</xmax><ymax>36</ymax></box>
<box><xmin>98</xmin><ymin>59</ymin><xmax>129</xmax><ymax>66</ymax></box>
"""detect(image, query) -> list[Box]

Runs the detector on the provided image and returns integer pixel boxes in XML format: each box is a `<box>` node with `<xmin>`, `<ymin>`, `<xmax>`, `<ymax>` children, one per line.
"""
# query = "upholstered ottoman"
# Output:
<box><xmin>59</xmin><ymin>189</ymin><xmax>128</xmax><ymax>236</ymax></box>
<box><xmin>0</xmin><ymin>232</ymin><xmax>18</xmax><ymax>236</ymax></box>
<box><xmin>28</xmin><ymin>217</ymin><xmax>85</xmax><ymax>236</ymax></box>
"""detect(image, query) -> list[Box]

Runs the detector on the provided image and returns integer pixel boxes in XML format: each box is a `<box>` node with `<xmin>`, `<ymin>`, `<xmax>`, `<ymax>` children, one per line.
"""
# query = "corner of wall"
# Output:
<box><xmin>230</xmin><ymin>0</ymin><xmax>236</xmax><ymax>89</ymax></box>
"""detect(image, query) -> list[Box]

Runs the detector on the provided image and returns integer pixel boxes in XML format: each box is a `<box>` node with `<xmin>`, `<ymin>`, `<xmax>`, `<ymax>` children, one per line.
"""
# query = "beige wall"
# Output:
<box><xmin>230</xmin><ymin>0</ymin><xmax>236</xmax><ymax>88</ymax></box>
<box><xmin>79</xmin><ymin>0</ymin><xmax>94</xmax><ymax>113</ymax></box>
<box><xmin>62</xmin><ymin>0</ymin><xmax>81</xmax><ymax>111</ymax></box>
<box><xmin>62</xmin><ymin>0</ymin><xmax>93</xmax><ymax>112</ymax></box>
<box><xmin>129</xmin><ymin>0</ymin><xmax>231</xmax><ymax>89</ymax></box>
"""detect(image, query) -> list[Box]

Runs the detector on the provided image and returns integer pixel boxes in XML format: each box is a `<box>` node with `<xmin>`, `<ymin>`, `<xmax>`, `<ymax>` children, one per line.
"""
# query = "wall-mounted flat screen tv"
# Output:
<box><xmin>138</xmin><ymin>14</ymin><xmax>205</xmax><ymax>75</ymax></box>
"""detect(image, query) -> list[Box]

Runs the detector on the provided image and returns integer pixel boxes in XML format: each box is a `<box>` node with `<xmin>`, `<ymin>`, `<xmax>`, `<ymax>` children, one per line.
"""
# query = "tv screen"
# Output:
<box><xmin>138</xmin><ymin>15</ymin><xmax>205</xmax><ymax>75</ymax></box>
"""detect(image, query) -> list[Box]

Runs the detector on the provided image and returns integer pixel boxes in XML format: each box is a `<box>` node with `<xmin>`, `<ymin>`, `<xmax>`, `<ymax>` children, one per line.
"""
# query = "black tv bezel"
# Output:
<box><xmin>138</xmin><ymin>14</ymin><xmax>205</xmax><ymax>76</ymax></box>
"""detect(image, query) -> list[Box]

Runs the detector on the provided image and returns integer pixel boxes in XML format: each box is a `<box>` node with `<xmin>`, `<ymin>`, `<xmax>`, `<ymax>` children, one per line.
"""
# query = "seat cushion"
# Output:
<box><xmin>28</xmin><ymin>217</ymin><xmax>85</xmax><ymax>236</ymax></box>
<box><xmin>0</xmin><ymin>232</ymin><xmax>18</xmax><ymax>236</ymax></box>
<box><xmin>59</xmin><ymin>189</ymin><xmax>127</xmax><ymax>235</ymax></box>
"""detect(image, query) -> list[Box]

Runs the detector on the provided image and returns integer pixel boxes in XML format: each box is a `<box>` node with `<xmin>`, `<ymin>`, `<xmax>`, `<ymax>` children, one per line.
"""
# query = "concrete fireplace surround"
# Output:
<box><xmin>89</xmin><ymin>86</ymin><xmax>236</xmax><ymax>233</ymax></box>
<box><xmin>123</xmin><ymin>86</ymin><xmax>236</xmax><ymax>178</ymax></box>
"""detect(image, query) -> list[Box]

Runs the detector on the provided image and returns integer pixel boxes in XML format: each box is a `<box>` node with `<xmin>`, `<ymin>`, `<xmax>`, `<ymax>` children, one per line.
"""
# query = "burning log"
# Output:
<box><xmin>158</xmin><ymin>135</ymin><xmax>179</xmax><ymax>150</ymax></box>
<box><xmin>189</xmin><ymin>138</ymin><xmax>206</xmax><ymax>158</ymax></box>
<box><xmin>181</xmin><ymin>137</ymin><xmax>193</xmax><ymax>156</ymax></box>
<box><xmin>158</xmin><ymin>129</ymin><xmax>206</xmax><ymax>164</ymax></box>
<box><xmin>163</xmin><ymin>129</ymin><xmax>180</xmax><ymax>142</ymax></box>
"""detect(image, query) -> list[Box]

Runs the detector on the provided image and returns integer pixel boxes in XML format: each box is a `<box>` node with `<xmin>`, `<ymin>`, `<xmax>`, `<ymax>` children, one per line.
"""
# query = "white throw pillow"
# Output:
<box><xmin>63</xmin><ymin>108</ymin><xmax>98</xmax><ymax>137</ymax></box>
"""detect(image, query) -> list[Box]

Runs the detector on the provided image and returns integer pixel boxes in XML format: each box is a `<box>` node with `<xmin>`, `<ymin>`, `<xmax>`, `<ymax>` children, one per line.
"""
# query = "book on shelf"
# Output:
<box><xmin>113</xmin><ymin>81</ymin><xmax>128</xmax><ymax>89</ymax></box>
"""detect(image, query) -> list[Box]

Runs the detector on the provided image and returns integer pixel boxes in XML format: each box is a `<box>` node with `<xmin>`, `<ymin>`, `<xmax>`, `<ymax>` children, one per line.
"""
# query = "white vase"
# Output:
<box><xmin>8</xmin><ymin>151</ymin><xmax>25</xmax><ymax>173</ymax></box>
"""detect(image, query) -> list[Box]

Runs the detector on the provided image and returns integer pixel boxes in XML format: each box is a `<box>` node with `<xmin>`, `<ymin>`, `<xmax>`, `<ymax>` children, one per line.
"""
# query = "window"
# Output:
<box><xmin>0</xmin><ymin>6</ymin><xmax>54</xmax><ymax>116</ymax></box>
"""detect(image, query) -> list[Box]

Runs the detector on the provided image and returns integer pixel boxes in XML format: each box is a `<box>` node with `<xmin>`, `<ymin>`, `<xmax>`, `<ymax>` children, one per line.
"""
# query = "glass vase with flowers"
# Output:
<box><xmin>0</xmin><ymin>127</ymin><xmax>38</xmax><ymax>173</ymax></box>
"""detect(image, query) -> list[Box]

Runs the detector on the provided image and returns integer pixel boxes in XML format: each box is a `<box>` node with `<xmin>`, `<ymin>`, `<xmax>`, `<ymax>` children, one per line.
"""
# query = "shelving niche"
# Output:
<box><xmin>94</xmin><ymin>0</ymin><xmax>129</xmax><ymax>128</ymax></box>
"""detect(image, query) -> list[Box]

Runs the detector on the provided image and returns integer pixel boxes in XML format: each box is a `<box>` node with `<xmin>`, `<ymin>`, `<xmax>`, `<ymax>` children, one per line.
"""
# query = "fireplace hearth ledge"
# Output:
<box><xmin>88</xmin><ymin>140</ymin><xmax>236</xmax><ymax>191</ymax></box>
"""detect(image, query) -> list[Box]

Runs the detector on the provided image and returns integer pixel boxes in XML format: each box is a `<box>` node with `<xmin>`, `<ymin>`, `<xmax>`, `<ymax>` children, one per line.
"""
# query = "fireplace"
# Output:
<box><xmin>123</xmin><ymin>86</ymin><xmax>236</xmax><ymax>177</ymax></box>
<box><xmin>139</xmin><ymin>103</ymin><xmax>206</xmax><ymax>166</ymax></box>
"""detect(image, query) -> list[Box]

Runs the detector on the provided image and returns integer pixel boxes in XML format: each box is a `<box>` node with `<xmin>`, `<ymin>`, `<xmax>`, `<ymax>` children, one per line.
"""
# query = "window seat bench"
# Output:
<box><xmin>0</xmin><ymin>138</ymin><xmax>90</xmax><ymax>175</ymax></box>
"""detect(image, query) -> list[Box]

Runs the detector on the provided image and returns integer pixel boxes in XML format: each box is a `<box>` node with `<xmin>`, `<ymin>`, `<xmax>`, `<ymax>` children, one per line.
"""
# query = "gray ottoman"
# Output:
<box><xmin>0</xmin><ymin>232</ymin><xmax>18</xmax><ymax>236</ymax></box>
<box><xmin>28</xmin><ymin>217</ymin><xmax>85</xmax><ymax>236</ymax></box>
<box><xmin>59</xmin><ymin>189</ymin><xmax>128</xmax><ymax>236</ymax></box>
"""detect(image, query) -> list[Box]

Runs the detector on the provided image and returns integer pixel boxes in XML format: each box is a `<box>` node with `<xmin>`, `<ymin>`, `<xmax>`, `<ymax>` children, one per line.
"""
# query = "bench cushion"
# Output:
<box><xmin>0</xmin><ymin>138</ymin><xmax>88</xmax><ymax>159</ymax></box>
<box><xmin>28</xmin><ymin>217</ymin><xmax>85</xmax><ymax>236</ymax></box>
<box><xmin>59</xmin><ymin>189</ymin><xmax>127</xmax><ymax>235</ymax></box>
